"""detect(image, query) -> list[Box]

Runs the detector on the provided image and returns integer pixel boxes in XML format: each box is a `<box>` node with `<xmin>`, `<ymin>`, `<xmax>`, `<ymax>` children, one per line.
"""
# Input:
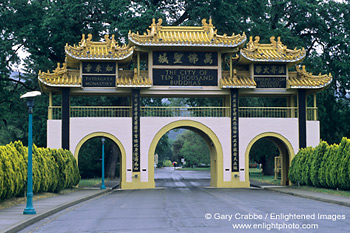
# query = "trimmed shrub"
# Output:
<box><xmin>290</xmin><ymin>137</ymin><xmax>350</xmax><ymax>190</ymax></box>
<box><xmin>325</xmin><ymin>144</ymin><xmax>339</xmax><ymax>189</ymax></box>
<box><xmin>301</xmin><ymin>147</ymin><xmax>315</xmax><ymax>186</ymax></box>
<box><xmin>338</xmin><ymin>138</ymin><xmax>350</xmax><ymax>190</ymax></box>
<box><xmin>318</xmin><ymin>144</ymin><xmax>335</xmax><ymax>188</ymax></box>
<box><xmin>0</xmin><ymin>147</ymin><xmax>3</xmax><ymax>199</ymax></box>
<box><xmin>310</xmin><ymin>141</ymin><xmax>329</xmax><ymax>187</ymax></box>
<box><xmin>289</xmin><ymin>147</ymin><xmax>314</xmax><ymax>185</ymax></box>
<box><xmin>0</xmin><ymin>141</ymin><xmax>80</xmax><ymax>201</ymax></box>
<box><xmin>327</xmin><ymin>141</ymin><xmax>344</xmax><ymax>189</ymax></box>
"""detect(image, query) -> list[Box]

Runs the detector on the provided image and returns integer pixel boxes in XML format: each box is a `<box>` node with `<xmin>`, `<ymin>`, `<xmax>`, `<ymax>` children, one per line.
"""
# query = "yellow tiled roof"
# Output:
<box><xmin>38</xmin><ymin>63</ymin><xmax>81</xmax><ymax>87</ymax></box>
<box><xmin>128</xmin><ymin>18</ymin><xmax>246</xmax><ymax>47</ymax></box>
<box><xmin>220</xmin><ymin>66</ymin><xmax>332</xmax><ymax>89</ymax></box>
<box><xmin>288</xmin><ymin>66</ymin><xmax>332</xmax><ymax>89</ymax></box>
<box><xmin>240</xmin><ymin>36</ymin><xmax>306</xmax><ymax>63</ymax></box>
<box><xmin>65</xmin><ymin>34</ymin><xmax>134</xmax><ymax>61</ymax></box>
<box><xmin>117</xmin><ymin>70</ymin><xmax>152</xmax><ymax>87</ymax></box>
<box><xmin>38</xmin><ymin>64</ymin><xmax>152</xmax><ymax>88</ymax></box>
<box><xmin>220</xmin><ymin>70</ymin><xmax>256</xmax><ymax>88</ymax></box>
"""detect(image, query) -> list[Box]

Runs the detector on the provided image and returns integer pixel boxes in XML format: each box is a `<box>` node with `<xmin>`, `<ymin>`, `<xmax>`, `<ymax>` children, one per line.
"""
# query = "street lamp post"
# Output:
<box><xmin>21</xmin><ymin>91</ymin><xmax>41</xmax><ymax>215</ymax></box>
<box><xmin>101</xmin><ymin>137</ymin><xmax>106</xmax><ymax>189</ymax></box>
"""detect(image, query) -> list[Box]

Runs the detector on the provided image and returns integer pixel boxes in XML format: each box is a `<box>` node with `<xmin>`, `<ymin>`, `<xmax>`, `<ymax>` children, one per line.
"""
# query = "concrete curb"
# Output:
<box><xmin>3</xmin><ymin>189</ymin><xmax>111</xmax><ymax>233</ymax></box>
<box><xmin>263</xmin><ymin>187</ymin><xmax>350</xmax><ymax>208</ymax></box>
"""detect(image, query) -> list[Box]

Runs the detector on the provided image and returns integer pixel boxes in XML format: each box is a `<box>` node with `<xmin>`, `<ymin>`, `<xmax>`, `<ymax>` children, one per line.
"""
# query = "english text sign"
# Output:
<box><xmin>153</xmin><ymin>69</ymin><xmax>218</xmax><ymax>86</ymax></box>
<box><xmin>82</xmin><ymin>75</ymin><xmax>116</xmax><ymax>87</ymax></box>
<box><xmin>254</xmin><ymin>77</ymin><xmax>287</xmax><ymax>88</ymax></box>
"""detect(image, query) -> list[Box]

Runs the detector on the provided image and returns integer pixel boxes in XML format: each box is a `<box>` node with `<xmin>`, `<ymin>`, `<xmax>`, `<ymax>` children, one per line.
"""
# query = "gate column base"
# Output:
<box><xmin>121</xmin><ymin>179</ymin><xmax>155</xmax><ymax>190</ymax></box>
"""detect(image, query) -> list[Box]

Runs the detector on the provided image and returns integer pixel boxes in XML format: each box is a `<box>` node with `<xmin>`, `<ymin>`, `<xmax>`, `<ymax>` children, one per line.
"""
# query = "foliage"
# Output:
<box><xmin>309</xmin><ymin>141</ymin><xmax>328</xmax><ymax>187</ymax></box>
<box><xmin>0</xmin><ymin>141</ymin><xmax>80</xmax><ymax>201</ymax></box>
<box><xmin>249</xmin><ymin>138</ymin><xmax>280</xmax><ymax>175</ymax></box>
<box><xmin>78</xmin><ymin>137</ymin><xmax>120</xmax><ymax>179</ymax></box>
<box><xmin>78</xmin><ymin>137</ymin><xmax>103</xmax><ymax>179</ymax></box>
<box><xmin>289</xmin><ymin>138</ymin><xmax>350</xmax><ymax>190</ymax></box>
<box><xmin>162</xmin><ymin>160</ymin><xmax>173</xmax><ymax>167</ymax></box>
<box><xmin>155</xmin><ymin>133</ymin><xmax>173</xmax><ymax>163</ymax></box>
<box><xmin>173</xmin><ymin>130</ymin><xmax>210</xmax><ymax>167</ymax></box>
<box><xmin>324</xmin><ymin>144</ymin><xmax>339</xmax><ymax>189</ymax></box>
<box><xmin>0</xmin><ymin>1</ymin><xmax>350</xmax><ymax>147</ymax></box>
<box><xmin>289</xmin><ymin>147</ymin><xmax>314</xmax><ymax>185</ymax></box>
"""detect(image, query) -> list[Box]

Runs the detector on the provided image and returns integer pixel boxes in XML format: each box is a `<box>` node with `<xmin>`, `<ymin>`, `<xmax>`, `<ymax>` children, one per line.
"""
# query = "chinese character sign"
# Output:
<box><xmin>231</xmin><ymin>89</ymin><xmax>239</xmax><ymax>172</ymax></box>
<box><xmin>132</xmin><ymin>89</ymin><xmax>140</xmax><ymax>172</ymax></box>
<box><xmin>153</xmin><ymin>51</ymin><xmax>218</xmax><ymax>66</ymax></box>
<box><xmin>254</xmin><ymin>64</ymin><xmax>286</xmax><ymax>75</ymax></box>
<box><xmin>82</xmin><ymin>62</ymin><xmax>116</xmax><ymax>74</ymax></box>
<box><xmin>253</xmin><ymin>64</ymin><xmax>287</xmax><ymax>89</ymax></box>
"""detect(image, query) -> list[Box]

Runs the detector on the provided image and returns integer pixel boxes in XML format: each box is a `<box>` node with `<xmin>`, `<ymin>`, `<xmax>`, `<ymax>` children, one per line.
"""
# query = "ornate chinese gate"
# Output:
<box><xmin>39</xmin><ymin>19</ymin><xmax>331</xmax><ymax>189</ymax></box>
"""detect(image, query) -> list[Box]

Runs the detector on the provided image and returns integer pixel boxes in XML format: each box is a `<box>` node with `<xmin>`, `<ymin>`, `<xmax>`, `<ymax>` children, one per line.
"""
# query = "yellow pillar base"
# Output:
<box><xmin>120</xmin><ymin>173</ymin><xmax>155</xmax><ymax>190</ymax></box>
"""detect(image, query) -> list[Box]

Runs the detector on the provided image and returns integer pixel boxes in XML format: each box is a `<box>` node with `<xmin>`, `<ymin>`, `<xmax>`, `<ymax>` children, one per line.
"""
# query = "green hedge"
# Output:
<box><xmin>289</xmin><ymin>138</ymin><xmax>350</xmax><ymax>190</ymax></box>
<box><xmin>0</xmin><ymin>141</ymin><xmax>80</xmax><ymax>201</ymax></box>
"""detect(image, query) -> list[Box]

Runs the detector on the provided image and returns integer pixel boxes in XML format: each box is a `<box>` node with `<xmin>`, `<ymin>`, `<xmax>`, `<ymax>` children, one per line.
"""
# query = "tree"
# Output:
<box><xmin>249</xmin><ymin>139</ymin><xmax>279</xmax><ymax>176</ymax></box>
<box><xmin>1</xmin><ymin>0</ymin><xmax>350</xmax><ymax>147</ymax></box>
<box><xmin>155</xmin><ymin>133</ymin><xmax>173</xmax><ymax>164</ymax></box>
<box><xmin>78</xmin><ymin>137</ymin><xmax>120</xmax><ymax>179</ymax></box>
<box><xmin>173</xmin><ymin>130</ymin><xmax>210</xmax><ymax>167</ymax></box>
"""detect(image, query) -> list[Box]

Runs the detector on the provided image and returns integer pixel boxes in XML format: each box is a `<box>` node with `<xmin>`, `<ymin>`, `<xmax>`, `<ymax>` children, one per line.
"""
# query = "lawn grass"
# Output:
<box><xmin>78</xmin><ymin>178</ymin><xmax>102</xmax><ymax>187</ymax></box>
<box><xmin>290</xmin><ymin>185</ymin><xmax>350</xmax><ymax>197</ymax></box>
<box><xmin>249</xmin><ymin>168</ymin><xmax>350</xmax><ymax>197</ymax></box>
<box><xmin>249</xmin><ymin>168</ymin><xmax>281</xmax><ymax>185</ymax></box>
<box><xmin>0</xmin><ymin>178</ymin><xmax>101</xmax><ymax>210</ymax></box>
<box><xmin>0</xmin><ymin>188</ymin><xmax>78</xmax><ymax>210</ymax></box>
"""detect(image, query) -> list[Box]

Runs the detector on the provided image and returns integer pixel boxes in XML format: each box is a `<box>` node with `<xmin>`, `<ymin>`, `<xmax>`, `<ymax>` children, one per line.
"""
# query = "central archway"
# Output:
<box><xmin>148</xmin><ymin>120</ymin><xmax>223</xmax><ymax>187</ymax></box>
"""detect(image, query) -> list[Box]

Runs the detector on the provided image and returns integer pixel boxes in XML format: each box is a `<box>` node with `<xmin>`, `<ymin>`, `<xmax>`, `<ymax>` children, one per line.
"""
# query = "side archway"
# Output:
<box><xmin>148</xmin><ymin>120</ymin><xmax>224</xmax><ymax>187</ymax></box>
<box><xmin>245</xmin><ymin>132</ymin><xmax>295</xmax><ymax>186</ymax></box>
<box><xmin>74</xmin><ymin>132</ymin><xmax>127</xmax><ymax>188</ymax></box>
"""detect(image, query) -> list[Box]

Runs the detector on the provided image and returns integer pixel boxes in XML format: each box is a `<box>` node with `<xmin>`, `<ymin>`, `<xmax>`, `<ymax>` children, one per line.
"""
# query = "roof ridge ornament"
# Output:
<box><xmin>65</xmin><ymin>34</ymin><xmax>134</xmax><ymax>62</ymax></box>
<box><xmin>128</xmin><ymin>18</ymin><xmax>246</xmax><ymax>47</ymax></box>
<box><xmin>288</xmin><ymin>65</ymin><xmax>332</xmax><ymax>89</ymax></box>
<box><xmin>149</xmin><ymin>18</ymin><xmax>163</xmax><ymax>36</ymax></box>
<box><xmin>202</xmin><ymin>18</ymin><xmax>215</xmax><ymax>39</ymax></box>
<box><xmin>241</xmin><ymin>36</ymin><xmax>306</xmax><ymax>63</ymax></box>
<box><xmin>296</xmin><ymin>65</ymin><xmax>332</xmax><ymax>79</ymax></box>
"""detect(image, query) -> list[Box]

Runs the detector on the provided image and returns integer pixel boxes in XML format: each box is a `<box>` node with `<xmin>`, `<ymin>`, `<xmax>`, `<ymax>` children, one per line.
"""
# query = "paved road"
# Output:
<box><xmin>19</xmin><ymin>168</ymin><xmax>350</xmax><ymax>233</ymax></box>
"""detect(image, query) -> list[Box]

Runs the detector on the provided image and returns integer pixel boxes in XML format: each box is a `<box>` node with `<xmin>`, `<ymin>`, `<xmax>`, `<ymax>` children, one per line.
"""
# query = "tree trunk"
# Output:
<box><xmin>262</xmin><ymin>157</ymin><xmax>274</xmax><ymax>176</ymax></box>
<box><xmin>105</xmin><ymin>143</ymin><xmax>120</xmax><ymax>178</ymax></box>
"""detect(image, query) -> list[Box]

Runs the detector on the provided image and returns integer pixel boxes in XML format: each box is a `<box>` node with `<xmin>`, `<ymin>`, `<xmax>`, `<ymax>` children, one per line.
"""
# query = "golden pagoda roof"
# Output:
<box><xmin>220</xmin><ymin>66</ymin><xmax>332</xmax><ymax>89</ymax></box>
<box><xmin>65</xmin><ymin>34</ymin><xmax>134</xmax><ymax>62</ymax></box>
<box><xmin>38</xmin><ymin>64</ymin><xmax>152</xmax><ymax>88</ymax></box>
<box><xmin>240</xmin><ymin>36</ymin><xmax>306</xmax><ymax>64</ymax></box>
<box><xmin>128</xmin><ymin>18</ymin><xmax>246</xmax><ymax>48</ymax></box>
<box><xmin>288</xmin><ymin>65</ymin><xmax>332</xmax><ymax>89</ymax></box>
<box><xmin>117</xmin><ymin>70</ymin><xmax>152</xmax><ymax>87</ymax></box>
<box><xmin>220</xmin><ymin>70</ymin><xmax>256</xmax><ymax>88</ymax></box>
<box><xmin>38</xmin><ymin>63</ymin><xmax>81</xmax><ymax>87</ymax></box>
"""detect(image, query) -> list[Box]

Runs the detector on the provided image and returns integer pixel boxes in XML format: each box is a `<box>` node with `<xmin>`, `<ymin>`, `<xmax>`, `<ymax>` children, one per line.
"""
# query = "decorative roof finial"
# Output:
<box><xmin>254</xmin><ymin>36</ymin><xmax>260</xmax><ymax>44</ymax></box>
<box><xmin>270</xmin><ymin>36</ymin><xmax>276</xmax><ymax>46</ymax></box>
<box><xmin>150</xmin><ymin>18</ymin><xmax>157</xmax><ymax>36</ymax></box>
